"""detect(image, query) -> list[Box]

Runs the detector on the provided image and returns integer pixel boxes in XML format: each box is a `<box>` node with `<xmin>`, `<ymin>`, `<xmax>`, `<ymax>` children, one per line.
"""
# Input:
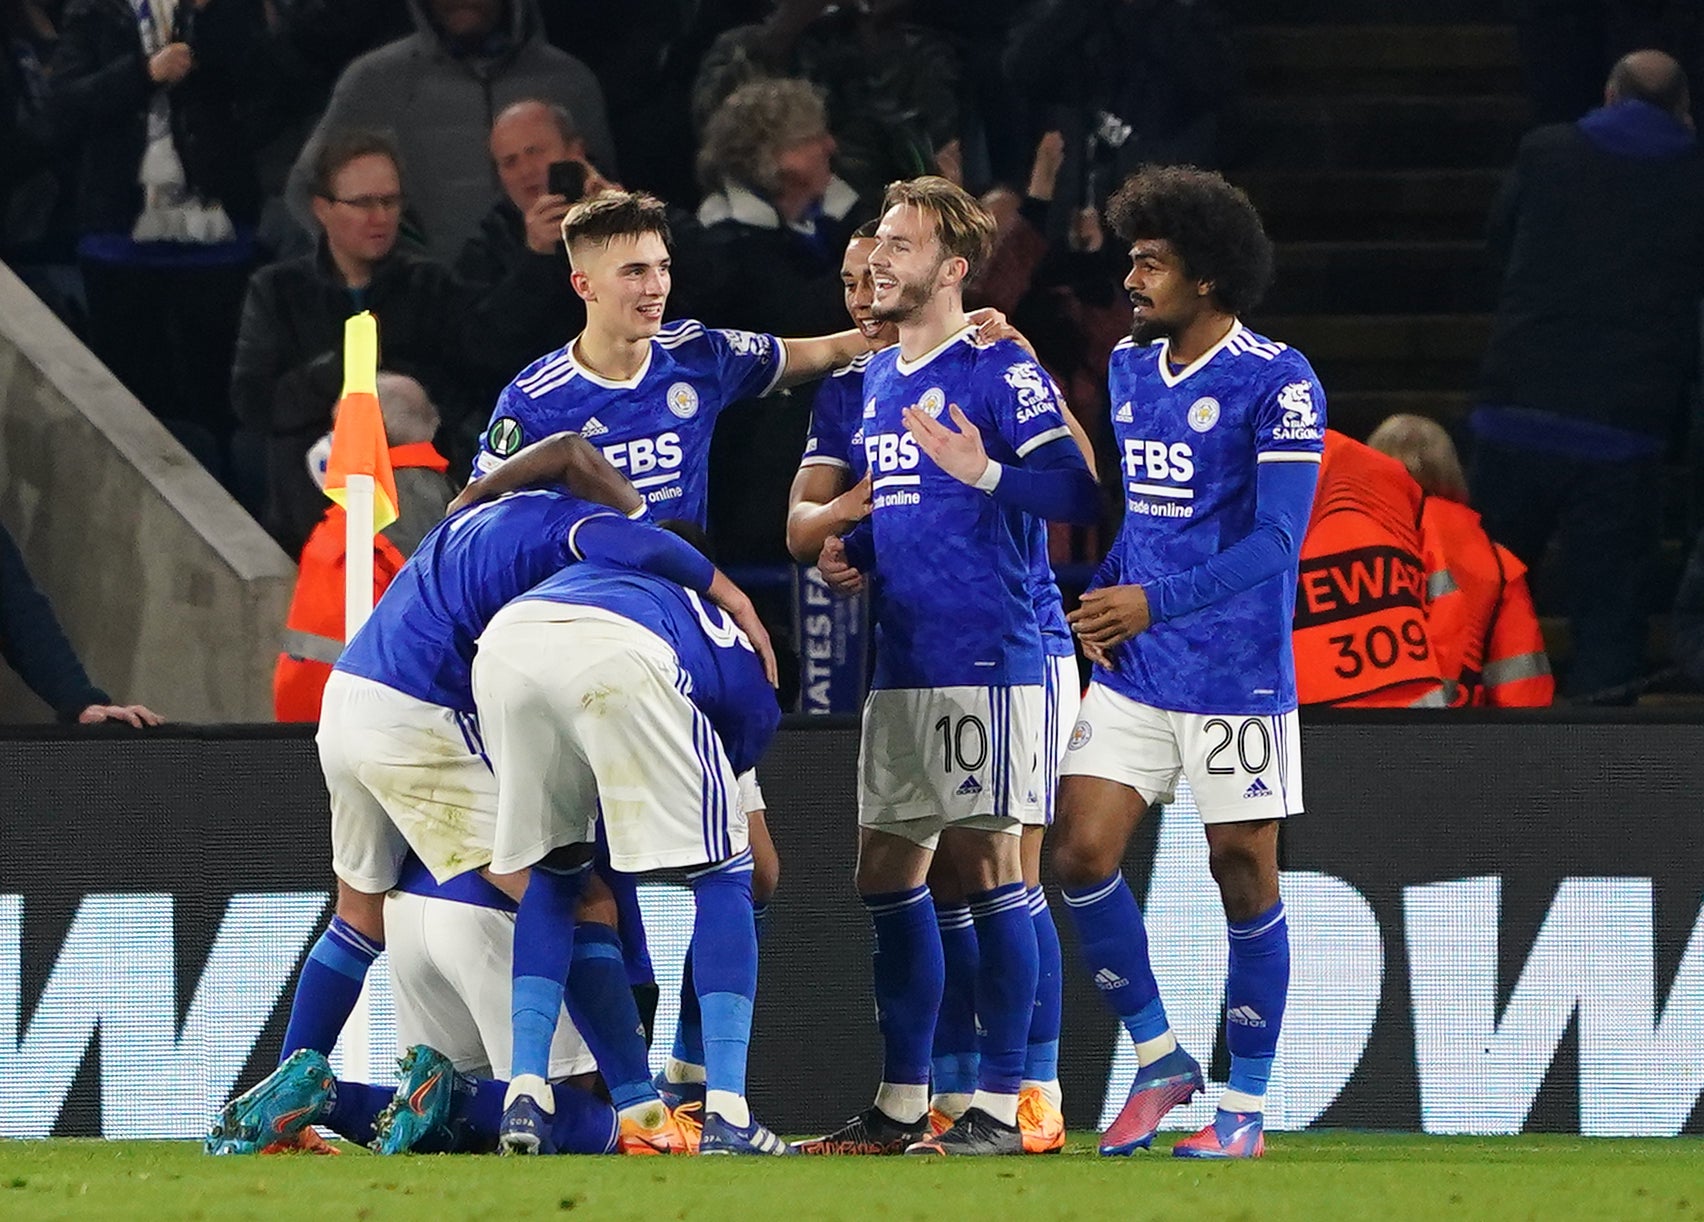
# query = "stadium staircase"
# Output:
<box><xmin>1224</xmin><ymin>1</ymin><xmax>1701</xmax><ymax>695</ymax></box>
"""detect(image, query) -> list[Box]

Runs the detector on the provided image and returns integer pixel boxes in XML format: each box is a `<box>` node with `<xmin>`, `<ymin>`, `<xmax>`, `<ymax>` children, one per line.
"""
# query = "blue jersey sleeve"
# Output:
<box><xmin>1252</xmin><ymin>359</ymin><xmax>1328</xmax><ymax>460</ymax></box>
<box><xmin>569</xmin><ymin>514</ymin><xmax>717</xmax><ymax>593</ymax></box>
<box><xmin>986</xmin><ymin>352</ymin><xmax>1075</xmax><ymax>459</ymax></box>
<box><xmin>1145</xmin><ymin>457</ymin><xmax>1319</xmax><ymax>622</ymax></box>
<box><xmin>708</xmin><ymin>327</ymin><xmax>786</xmax><ymax>403</ymax></box>
<box><xmin>800</xmin><ymin>372</ymin><xmax>857</xmax><ymax>469</ymax></box>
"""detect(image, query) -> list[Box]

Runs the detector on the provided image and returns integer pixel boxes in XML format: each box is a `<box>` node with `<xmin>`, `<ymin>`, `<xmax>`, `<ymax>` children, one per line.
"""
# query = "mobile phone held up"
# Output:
<box><xmin>547</xmin><ymin>160</ymin><xmax>588</xmax><ymax>202</ymax></box>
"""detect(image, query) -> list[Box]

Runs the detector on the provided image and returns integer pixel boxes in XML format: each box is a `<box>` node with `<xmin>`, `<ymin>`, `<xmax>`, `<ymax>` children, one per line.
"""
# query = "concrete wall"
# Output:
<box><xmin>0</xmin><ymin>263</ymin><xmax>295</xmax><ymax>723</ymax></box>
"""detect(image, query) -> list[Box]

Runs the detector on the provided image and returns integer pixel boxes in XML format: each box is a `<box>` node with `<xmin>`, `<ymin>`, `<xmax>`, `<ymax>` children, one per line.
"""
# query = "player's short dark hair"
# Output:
<box><xmin>313</xmin><ymin>129</ymin><xmax>402</xmax><ymax>198</ymax></box>
<box><xmin>1106</xmin><ymin>166</ymin><xmax>1274</xmax><ymax>316</ymax></box>
<box><xmin>881</xmin><ymin>176</ymin><xmax>995</xmax><ymax>280</ymax></box>
<box><xmin>852</xmin><ymin>219</ymin><xmax>880</xmax><ymax>240</ymax></box>
<box><xmin>559</xmin><ymin>190</ymin><xmax>672</xmax><ymax>256</ymax></box>
<box><xmin>657</xmin><ymin>518</ymin><xmax>716</xmax><ymax>562</ymax></box>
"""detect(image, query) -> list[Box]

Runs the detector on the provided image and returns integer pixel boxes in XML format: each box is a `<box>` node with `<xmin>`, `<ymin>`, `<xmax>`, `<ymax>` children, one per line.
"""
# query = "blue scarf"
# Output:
<box><xmin>1576</xmin><ymin>99</ymin><xmax>1696</xmax><ymax>160</ymax></box>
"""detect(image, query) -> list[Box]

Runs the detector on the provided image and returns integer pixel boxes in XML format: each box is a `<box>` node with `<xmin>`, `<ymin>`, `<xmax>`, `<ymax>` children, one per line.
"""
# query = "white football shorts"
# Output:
<box><xmin>1060</xmin><ymin>683</ymin><xmax>1302</xmax><ymax>824</ymax></box>
<box><xmin>317</xmin><ymin>671</ymin><xmax>499</xmax><ymax>892</ymax></box>
<box><xmin>1024</xmin><ymin>653</ymin><xmax>1081</xmax><ymax>827</ymax></box>
<box><xmin>858</xmin><ymin>683</ymin><xmax>1044</xmax><ymax>849</ymax></box>
<box><xmin>475</xmin><ymin>603</ymin><xmax>746</xmax><ymax>875</ymax></box>
<box><xmin>385</xmin><ymin>889</ymin><xmax>595</xmax><ymax>1080</ymax></box>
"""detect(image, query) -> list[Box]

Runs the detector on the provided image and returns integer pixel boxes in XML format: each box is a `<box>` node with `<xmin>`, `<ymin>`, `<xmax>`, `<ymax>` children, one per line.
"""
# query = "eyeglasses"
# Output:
<box><xmin>326</xmin><ymin>194</ymin><xmax>404</xmax><ymax>213</ymax></box>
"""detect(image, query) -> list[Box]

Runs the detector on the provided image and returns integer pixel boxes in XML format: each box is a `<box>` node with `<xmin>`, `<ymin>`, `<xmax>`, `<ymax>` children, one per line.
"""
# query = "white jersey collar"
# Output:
<box><xmin>894</xmin><ymin>324</ymin><xmax>976</xmax><ymax>377</ymax></box>
<box><xmin>568</xmin><ymin>333</ymin><xmax>654</xmax><ymax>390</ymax></box>
<box><xmin>1155</xmin><ymin>320</ymin><xmax>1243</xmax><ymax>388</ymax></box>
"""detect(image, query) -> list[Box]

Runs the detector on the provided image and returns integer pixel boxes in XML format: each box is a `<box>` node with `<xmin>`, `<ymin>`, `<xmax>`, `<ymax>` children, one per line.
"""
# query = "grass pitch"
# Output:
<box><xmin>1</xmin><ymin>1134</ymin><xmax>1700</xmax><ymax>1221</ymax></box>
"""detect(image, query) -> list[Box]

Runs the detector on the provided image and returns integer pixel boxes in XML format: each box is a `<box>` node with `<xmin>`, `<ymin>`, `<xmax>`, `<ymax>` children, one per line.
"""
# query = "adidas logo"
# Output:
<box><xmin>1115</xmin><ymin>402</ymin><xmax>1134</xmax><ymax>423</ymax></box>
<box><xmin>954</xmin><ymin>775</ymin><xmax>982</xmax><ymax>796</ymax></box>
<box><xmin>582</xmin><ymin>416</ymin><xmax>608</xmax><ymax>437</ymax></box>
<box><xmin>1227</xmin><ymin>1004</ymin><xmax>1267</xmax><ymax>1028</ymax></box>
<box><xmin>1094</xmin><ymin>967</ymin><xmax>1129</xmax><ymax>991</ymax></box>
<box><xmin>1243</xmin><ymin>778</ymin><xmax>1271</xmax><ymax>799</ymax></box>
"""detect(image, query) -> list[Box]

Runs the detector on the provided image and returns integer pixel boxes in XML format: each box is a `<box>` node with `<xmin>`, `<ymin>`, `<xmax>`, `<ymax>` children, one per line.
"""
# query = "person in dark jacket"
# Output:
<box><xmin>49</xmin><ymin>0</ymin><xmax>276</xmax><ymax>490</ymax></box>
<box><xmin>232</xmin><ymin>129</ymin><xmax>472</xmax><ymax>557</ymax></box>
<box><xmin>455</xmin><ymin>98</ymin><xmax>611</xmax><ymax>405</ymax></box>
<box><xmin>1469</xmin><ymin>50</ymin><xmax>1704</xmax><ymax>701</ymax></box>
<box><xmin>0</xmin><ymin>521</ymin><xmax>163</xmax><ymax>725</ymax></box>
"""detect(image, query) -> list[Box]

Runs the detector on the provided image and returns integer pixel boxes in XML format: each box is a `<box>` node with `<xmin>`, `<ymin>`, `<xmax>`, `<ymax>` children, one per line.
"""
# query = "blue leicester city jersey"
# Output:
<box><xmin>1096</xmin><ymin>323</ymin><xmax>1326</xmax><ymax>715</ymax></box>
<box><xmin>513</xmin><ymin>565</ymin><xmax>781</xmax><ymax>775</ymax></box>
<box><xmin>336</xmin><ymin>490</ymin><xmax>617</xmax><ymax>713</ymax></box>
<box><xmin>476</xmin><ymin>320</ymin><xmax>785</xmax><ymax>526</ymax></box>
<box><xmin>859</xmin><ymin>329</ymin><xmax>1076</xmax><ymax>689</ymax></box>
<box><xmin>802</xmin><ymin>350</ymin><xmax>1074</xmax><ymax>660</ymax></box>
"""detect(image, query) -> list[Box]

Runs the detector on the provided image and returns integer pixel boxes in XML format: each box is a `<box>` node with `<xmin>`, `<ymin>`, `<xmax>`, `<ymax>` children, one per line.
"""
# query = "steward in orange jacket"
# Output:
<box><xmin>1294</xmin><ymin>431</ymin><xmax>1448</xmax><ymax>707</ymax></box>
<box><xmin>1371</xmin><ymin>414</ymin><xmax>1553</xmax><ymax>706</ymax></box>
<box><xmin>274</xmin><ymin>375</ymin><xmax>455</xmax><ymax>721</ymax></box>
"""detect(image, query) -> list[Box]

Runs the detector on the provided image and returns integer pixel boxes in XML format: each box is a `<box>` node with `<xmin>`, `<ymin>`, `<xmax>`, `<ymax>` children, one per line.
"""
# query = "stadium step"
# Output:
<box><xmin>1241</xmin><ymin>95</ymin><xmax>1531</xmax><ymax>170</ymax></box>
<box><xmin>1238</xmin><ymin>24</ymin><xmax>1521</xmax><ymax>95</ymax></box>
<box><xmin>1224</xmin><ymin>0</ymin><xmax>1497</xmax><ymax>25</ymax></box>
<box><xmin>1236</xmin><ymin>169</ymin><xmax>1502</xmax><ymax>243</ymax></box>
<box><xmin>1264</xmin><ymin>240</ymin><xmax>1496</xmax><ymax>315</ymax></box>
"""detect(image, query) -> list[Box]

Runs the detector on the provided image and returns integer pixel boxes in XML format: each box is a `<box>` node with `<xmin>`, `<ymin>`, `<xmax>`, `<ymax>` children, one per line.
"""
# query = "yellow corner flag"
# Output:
<box><xmin>323</xmin><ymin>311</ymin><xmax>399</xmax><ymax>532</ymax></box>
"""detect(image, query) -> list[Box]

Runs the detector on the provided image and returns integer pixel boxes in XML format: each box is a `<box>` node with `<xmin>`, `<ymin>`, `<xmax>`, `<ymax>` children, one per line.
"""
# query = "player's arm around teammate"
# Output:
<box><xmin>449</xmin><ymin>430</ymin><xmax>644</xmax><ymax>517</ymax></box>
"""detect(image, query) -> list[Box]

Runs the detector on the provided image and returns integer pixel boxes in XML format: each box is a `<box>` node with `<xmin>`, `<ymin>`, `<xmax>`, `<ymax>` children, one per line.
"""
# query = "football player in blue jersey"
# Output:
<box><xmin>787</xmin><ymin>225</ymin><xmax>1091</xmax><ymax>1153</ymax></box>
<box><xmin>215</xmin><ymin>435</ymin><xmax>773</xmax><ymax>1156</ymax></box>
<box><xmin>473</xmin><ymin>561</ymin><xmax>787</xmax><ymax>1155</ymax></box>
<box><xmin>1052</xmin><ymin>166</ymin><xmax>1325</xmax><ymax>1160</ymax></box>
<box><xmin>474</xmin><ymin>190</ymin><xmax>872</xmax><ymax>524</ymax></box>
<box><xmin>796</xmin><ymin>177</ymin><xmax>1099</xmax><ymax>1157</ymax></box>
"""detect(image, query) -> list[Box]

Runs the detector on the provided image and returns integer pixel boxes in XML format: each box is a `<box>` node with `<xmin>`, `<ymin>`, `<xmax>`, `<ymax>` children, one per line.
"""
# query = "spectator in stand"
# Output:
<box><xmin>1</xmin><ymin>521</ymin><xmax>164</xmax><ymax>726</ymax></box>
<box><xmin>1003</xmin><ymin>0</ymin><xmax>1237</xmax><ymax>228</ymax></box>
<box><xmin>692</xmin><ymin>1</ymin><xmax>963</xmax><ymax>196</ymax></box>
<box><xmin>50</xmin><ymin>0</ymin><xmax>275</xmax><ymax>492</ymax></box>
<box><xmin>1470</xmin><ymin>50</ymin><xmax>1704</xmax><ymax>702</ymax></box>
<box><xmin>1368</xmin><ymin>414</ymin><xmax>1554</xmax><ymax>708</ymax></box>
<box><xmin>2</xmin><ymin>0</ymin><xmax>81</xmax><ymax>327</ymax></box>
<box><xmin>232</xmin><ymin>130</ymin><xmax>470</xmax><ymax>559</ymax></box>
<box><xmin>694</xmin><ymin>77</ymin><xmax>873</xmax><ymax>576</ymax></box>
<box><xmin>1294</xmin><ymin>431</ymin><xmax>1447</xmax><ymax>709</ymax></box>
<box><xmin>1512</xmin><ymin>0</ymin><xmax>1701</xmax><ymax>126</ymax></box>
<box><xmin>286</xmin><ymin>0</ymin><xmax>615</xmax><ymax>264</ymax></box>
<box><xmin>275</xmin><ymin>373</ymin><xmax>452</xmax><ymax>722</ymax></box>
<box><xmin>457</xmin><ymin>99</ymin><xmax>613</xmax><ymax>404</ymax></box>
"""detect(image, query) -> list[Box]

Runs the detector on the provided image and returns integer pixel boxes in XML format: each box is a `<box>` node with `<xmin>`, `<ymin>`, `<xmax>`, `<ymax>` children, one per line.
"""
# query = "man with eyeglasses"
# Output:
<box><xmin>232</xmin><ymin>129</ymin><xmax>476</xmax><ymax>558</ymax></box>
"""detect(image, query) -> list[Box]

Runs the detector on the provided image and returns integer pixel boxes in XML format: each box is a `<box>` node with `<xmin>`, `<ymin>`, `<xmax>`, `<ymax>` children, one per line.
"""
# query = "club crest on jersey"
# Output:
<box><xmin>1274</xmin><ymin>381</ymin><xmax>1322</xmax><ymax>440</ymax></box>
<box><xmin>1115</xmin><ymin>401</ymin><xmax>1134</xmax><ymax>423</ymax></box>
<box><xmin>918</xmin><ymin>387</ymin><xmax>947</xmax><ymax>419</ymax></box>
<box><xmin>1068</xmin><ymin>720</ymin><xmax>1092</xmax><ymax>750</ymax></box>
<box><xmin>487</xmin><ymin>416</ymin><xmax>524</xmax><ymax>456</ymax></box>
<box><xmin>666</xmin><ymin>381</ymin><xmax>700</xmax><ymax>419</ymax></box>
<box><xmin>1188</xmin><ymin>397</ymin><xmax>1221</xmax><ymax>433</ymax></box>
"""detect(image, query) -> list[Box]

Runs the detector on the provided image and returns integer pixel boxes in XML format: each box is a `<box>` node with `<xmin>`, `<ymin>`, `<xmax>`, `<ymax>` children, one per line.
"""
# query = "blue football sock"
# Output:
<box><xmin>688</xmin><ymin>851</ymin><xmax>758</xmax><ymax>1104</ymax></box>
<box><xmin>863</xmin><ymin>885</ymin><xmax>943</xmax><ymax>1089</ymax></box>
<box><xmin>930</xmin><ymin>902</ymin><xmax>980</xmax><ymax>1098</ymax></box>
<box><xmin>968</xmin><ymin>883</ymin><xmax>1038</xmax><ymax>1099</ymax></box>
<box><xmin>1062</xmin><ymin>873</ymin><xmax>1170</xmax><ymax>1046</ymax></box>
<box><xmin>671</xmin><ymin>941</ymin><xmax>703</xmax><ymax>1068</ymax></box>
<box><xmin>673</xmin><ymin>898</ymin><xmax>766</xmax><ymax>1071</ymax></box>
<box><xmin>1025</xmin><ymin>885</ymin><xmax>1063</xmax><ymax>1085</ymax></box>
<box><xmin>280</xmin><ymin>915</ymin><xmax>381</xmax><ymax>1060</ymax></box>
<box><xmin>564</xmin><ymin>922</ymin><xmax>655</xmax><ymax>1112</ymax></box>
<box><xmin>510</xmin><ymin>860</ymin><xmax>589</xmax><ymax>1084</ymax></box>
<box><xmin>321</xmin><ymin>1078</ymin><xmax>390</xmax><ymax>1145</ymax></box>
<box><xmin>457</xmin><ymin>1077</ymin><xmax>618</xmax><ymax>1154</ymax></box>
<box><xmin>1225</xmin><ymin>900</ymin><xmax>1289</xmax><ymax>1101</ymax></box>
<box><xmin>597</xmin><ymin>852</ymin><xmax>655</xmax><ymax>988</ymax></box>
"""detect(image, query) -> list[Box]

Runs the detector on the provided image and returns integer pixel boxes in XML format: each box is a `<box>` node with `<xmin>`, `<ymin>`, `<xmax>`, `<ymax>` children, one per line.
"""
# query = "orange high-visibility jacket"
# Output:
<box><xmin>1294</xmin><ymin>432</ymin><xmax>1448</xmax><ymax>707</ymax></box>
<box><xmin>1419</xmin><ymin>497</ymin><xmax>1553</xmax><ymax>706</ymax></box>
<box><xmin>273</xmin><ymin>443</ymin><xmax>447</xmax><ymax>722</ymax></box>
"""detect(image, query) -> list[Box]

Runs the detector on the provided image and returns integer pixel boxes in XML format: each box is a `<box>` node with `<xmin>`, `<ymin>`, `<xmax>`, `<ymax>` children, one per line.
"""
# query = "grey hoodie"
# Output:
<box><xmin>285</xmin><ymin>0</ymin><xmax>613</xmax><ymax>264</ymax></box>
